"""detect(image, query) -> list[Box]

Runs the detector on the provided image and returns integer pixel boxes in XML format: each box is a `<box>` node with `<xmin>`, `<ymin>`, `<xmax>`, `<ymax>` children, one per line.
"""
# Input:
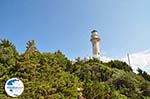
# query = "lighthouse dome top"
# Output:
<box><xmin>91</xmin><ymin>30</ymin><xmax>98</xmax><ymax>33</ymax></box>
<box><xmin>91</xmin><ymin>30</ymin><xmax>100</xmax><ymax>41</ymax></box>
<box><xmin>91</xmin><ymin>30</ymin><xmax>99</xmax><ymax>36</ymax></box>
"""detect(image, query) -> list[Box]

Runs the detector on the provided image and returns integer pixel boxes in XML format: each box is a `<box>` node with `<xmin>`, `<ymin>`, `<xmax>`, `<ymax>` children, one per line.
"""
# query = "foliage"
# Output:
<box><xmin>82</xmin><ymin>81</ymin><xmax>111</xmax><ymax>99</ymax></box>
<box><xmin>107</xmin><ymin>60</ymin><xmax>133</xmax><ymax>72</ymax></box>
<box><xmin>0</xmin><ymin>39</ymin><xmax>150</xmax><ymax>98</ymax></box>
<box><xmin>73</xmin><ymin>60</ymin><xmax>113</xmax><ymax>82</ymax></box>
<box><xmin>140</xmin><ymin>81</ymin><xmax>150</xmax><ymax>97</ymax></box>
<box><xmin>137</xmin><ymin>68</ymin><xmax>150</xmax><ymax>81</ymax></box>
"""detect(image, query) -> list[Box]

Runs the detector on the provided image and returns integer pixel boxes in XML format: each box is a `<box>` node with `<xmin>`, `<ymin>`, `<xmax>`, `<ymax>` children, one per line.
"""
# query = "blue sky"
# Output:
<box><xmin>0</xmin><ymin>0</ymin><xmax>150</xmax><ymax>62</ymax></box>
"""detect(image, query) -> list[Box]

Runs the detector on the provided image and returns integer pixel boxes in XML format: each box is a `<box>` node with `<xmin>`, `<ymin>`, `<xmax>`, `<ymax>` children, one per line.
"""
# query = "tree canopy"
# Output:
<box><xmin>0</xmin><ymin>39</ymin><xmax>150</xmax><ymax>99</ymax></box>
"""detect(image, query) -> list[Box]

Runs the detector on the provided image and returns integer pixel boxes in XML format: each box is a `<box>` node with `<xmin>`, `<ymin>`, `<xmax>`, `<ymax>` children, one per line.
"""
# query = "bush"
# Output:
<box><xmin>108</xmin><ymin>60</ymin><xmax>132</xmax><ymax>72</ymax></box>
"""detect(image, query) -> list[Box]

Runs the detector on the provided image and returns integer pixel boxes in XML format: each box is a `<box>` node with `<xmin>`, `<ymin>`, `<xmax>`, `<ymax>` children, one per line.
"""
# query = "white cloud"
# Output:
<box><xmin>100</xmin><ymin>56</ymin><xmax>112</xmax><ymax>62</ymax></box>
<box><xmin>122</xmin><ymin>49</ymin><xmax>150</xmax><ymax>74</ymax></box>
<box><xmin>101</xmin><ymin>49</ymin><xmax>150</xmax><ymax>74</ymax></box>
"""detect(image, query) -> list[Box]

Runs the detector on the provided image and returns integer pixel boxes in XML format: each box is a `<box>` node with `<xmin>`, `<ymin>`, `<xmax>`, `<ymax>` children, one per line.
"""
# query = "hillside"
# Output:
<box><xmin>0</xmin><ymin>39</ymin><xmax>150</xmax><ymax>99</ymax></box>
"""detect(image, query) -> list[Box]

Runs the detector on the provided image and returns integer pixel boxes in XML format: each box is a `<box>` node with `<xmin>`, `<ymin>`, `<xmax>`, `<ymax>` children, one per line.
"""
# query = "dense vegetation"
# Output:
<box><xmin>0</xmin><ymin>39</ymin><xmax>150</xmax><ymax>99</ymax></box>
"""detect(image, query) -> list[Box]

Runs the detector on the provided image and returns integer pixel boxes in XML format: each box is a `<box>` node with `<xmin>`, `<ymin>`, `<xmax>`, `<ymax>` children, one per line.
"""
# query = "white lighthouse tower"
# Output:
<box><xmin>90</xmin><ymin>30</ymin><xmax>100</xmax><ymax>59</ymax></box>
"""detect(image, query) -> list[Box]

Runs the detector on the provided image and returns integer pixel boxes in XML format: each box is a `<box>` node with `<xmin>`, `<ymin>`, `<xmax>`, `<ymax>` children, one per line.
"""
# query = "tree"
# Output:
<box><xmin>0</xmin><ymin>39</ymin><xmax>18</xmax><ymax>67</ymax></box>
<box><xmin>82</xmin><ymin>81</ymin><xmax>111</xmax><ymax>99</ymax></box>
<box><xmin>26</xmin><ymin>40</ymin><xmax>37</xmax><ymax>51</ymax></box>
<box><xmin>137</xmin><ymin>68</ymin><xmax>150</xmax><ymax>81</ymax></box>
<box><xmin>140</xmin><ymin>81</ymin><xmax>150</xmax><ymax>97</ymax></box>
<box><xmin>0</xmin><ymin>39</ymin><xmax>150</xmax><ymax>98</ymax></box>
<box><xmin>108</xmin><ymin>60</ymin><xmax>132</xmax><ymax>72</ymax></box>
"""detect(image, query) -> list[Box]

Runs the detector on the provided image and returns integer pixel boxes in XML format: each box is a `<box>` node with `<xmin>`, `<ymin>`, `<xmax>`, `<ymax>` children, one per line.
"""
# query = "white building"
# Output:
<box><xmin>90</xmin><ymin>30</ymin><xmax>100</xmax><ymax>59</ymax></box>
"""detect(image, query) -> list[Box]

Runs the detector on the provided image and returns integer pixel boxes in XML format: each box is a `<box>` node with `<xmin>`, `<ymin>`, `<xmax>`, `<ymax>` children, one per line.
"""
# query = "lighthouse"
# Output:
<box><xmin>90</xmin><ymin>30</ymin><xmax>100</xmax><ymax>59</ymax></box>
